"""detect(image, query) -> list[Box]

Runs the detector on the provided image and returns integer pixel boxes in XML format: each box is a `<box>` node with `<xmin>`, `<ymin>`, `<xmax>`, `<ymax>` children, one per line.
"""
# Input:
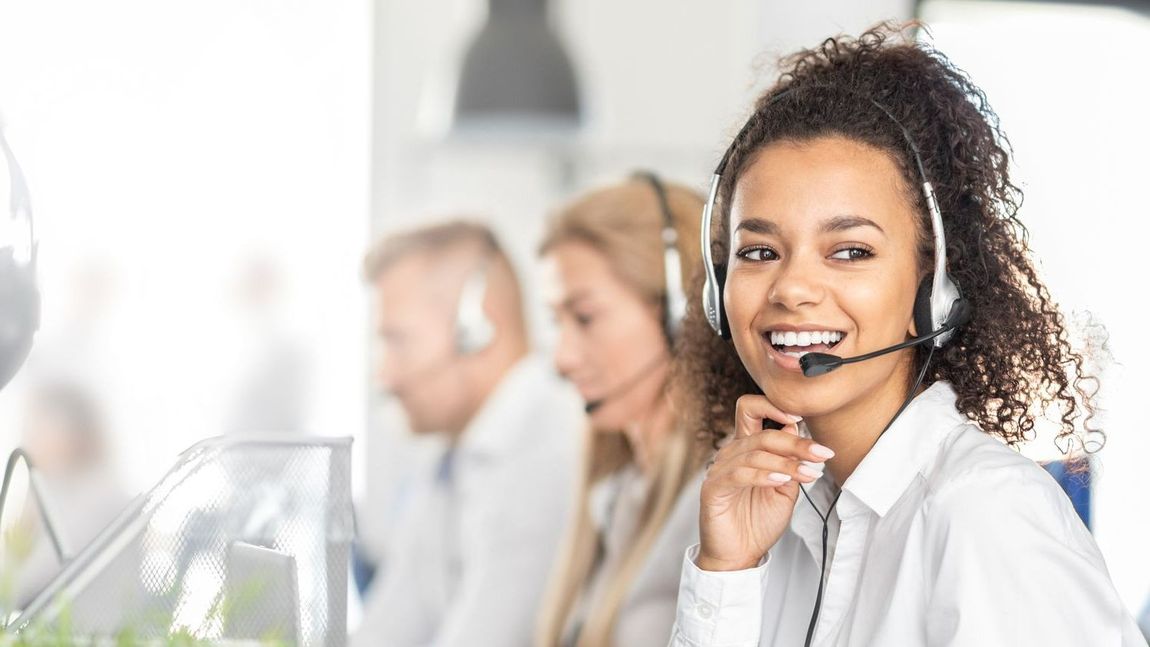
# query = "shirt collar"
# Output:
<box><xmin>793</xmin><ymin>380</ymin><xmax>967</xmax><ymax>528</ymax></box>
<box><xmin>456</xmin><ymin>354</ymin><xmax>558</xmax><ymax>459</ymax></box>
<box><xmin>841</xmin><ymin>380</ymin><xmax>967</xmax><ymax>517</ymax></box>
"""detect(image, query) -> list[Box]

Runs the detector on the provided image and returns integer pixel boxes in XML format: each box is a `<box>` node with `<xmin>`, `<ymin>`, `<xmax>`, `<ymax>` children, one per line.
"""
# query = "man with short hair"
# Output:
<box><xmin>354</xmin><ymin>220</ymin><xmax>581</xmax><ymax>646</ymax></box>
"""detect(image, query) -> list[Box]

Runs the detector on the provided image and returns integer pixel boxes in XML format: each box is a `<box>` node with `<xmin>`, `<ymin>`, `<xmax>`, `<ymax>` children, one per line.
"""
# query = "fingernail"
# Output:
<box><xmin>787</xmin><ymin>413</ymin><xmax>803</xmax><ymax>422</ymax></box>
<box><xmin>810</xmin><ymin>443</ymin><xmax>835</xmax><ymax>459</ymax></box>
<box><xmin>766</xmin><ymin>472</ymin><xmax>792</xmax><ymax>483</ymax></box>
<box><xmin>797</xmin><ymin>464</ymin><xmax>823</xmax><ymax>480</ymax></box>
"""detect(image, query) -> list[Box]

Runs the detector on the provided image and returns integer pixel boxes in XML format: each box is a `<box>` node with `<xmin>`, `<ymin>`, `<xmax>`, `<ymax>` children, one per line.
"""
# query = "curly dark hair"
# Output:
<box><xmin>672</xmin><ymin>22</ymin><xmax>1101</xmax><ymax>455</ymax></box>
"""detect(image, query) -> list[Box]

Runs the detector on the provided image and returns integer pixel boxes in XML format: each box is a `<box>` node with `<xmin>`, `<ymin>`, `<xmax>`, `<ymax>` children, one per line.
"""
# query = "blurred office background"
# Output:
<box><xmin>0</xmin><ymin>0</ymin><xmax>1147</xmax><ymax>628</ymax></box>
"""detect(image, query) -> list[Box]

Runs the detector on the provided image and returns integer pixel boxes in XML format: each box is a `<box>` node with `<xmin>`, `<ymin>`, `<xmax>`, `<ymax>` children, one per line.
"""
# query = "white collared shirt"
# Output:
<box><xmin>354</xmin><ymin>355</ymin><xmax>582</xmax><ymax>647</ymax></box>
<box><xmin>669</xmin><ymin>381</ymin><xmax>1146</xmax><ymax>646</ymax></box>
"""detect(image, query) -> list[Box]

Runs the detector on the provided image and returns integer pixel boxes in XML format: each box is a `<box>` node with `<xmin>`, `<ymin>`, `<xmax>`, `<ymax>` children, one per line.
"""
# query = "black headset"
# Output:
<box><xmin>700</xmin><ymin>86</ymin><xmax>969</xmax><ymax>352</ymax></box>
<box><xmin>0</xmin><ymin>128</ymin><xmax>38</xmax><ymax>392</ymax></box>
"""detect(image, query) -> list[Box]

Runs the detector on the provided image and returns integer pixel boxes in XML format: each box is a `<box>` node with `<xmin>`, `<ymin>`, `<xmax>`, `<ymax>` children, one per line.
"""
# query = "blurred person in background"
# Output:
<box><xmin>534</xmin><ymin>174</ymin><xmax>710</xmax><ymax>647</ymax></box>
<box><xmin>353</xmin><ymin>220</ymin><xmax>581</xmax><ymax>647</ymax></box>
<box><xmin>0</xmin><ymin>380</ymin><xmax>127</xmax><ymax>609</ymax></box>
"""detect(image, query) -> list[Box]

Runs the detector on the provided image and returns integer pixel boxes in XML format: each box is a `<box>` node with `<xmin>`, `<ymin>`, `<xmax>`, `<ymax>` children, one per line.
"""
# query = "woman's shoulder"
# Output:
<box><xmin>656</xmin><ymin>468</ymin><xmax>705</xmax><ymax>547</ymax></box>
<box><xmin>927</xmin><ymin>418</ymin><xmax>1042</xmax><ymax>488</ymax></box>
<box><xmin>917</xmin><ymin>382</ymin><xmax>1075</xmax><ymax>507</ymax></box>
<box><xmin>911</xmin><ymin>423</ymin><xmax>1140</xmax><ymax>645</ymax></box>
<box><xmin>632</xmin><ymin>468</ymin><xmax>704</xmax><ymax>573</ymax></box>
<box><xmin>919</xmin><ymin>421</ymin><xmax>1095</xmax><ymax>555</ymax></box>
<box><xmin>624</xmin><ymin>469</ymin><xmax>704</xmax><ymax>601</ymax></box>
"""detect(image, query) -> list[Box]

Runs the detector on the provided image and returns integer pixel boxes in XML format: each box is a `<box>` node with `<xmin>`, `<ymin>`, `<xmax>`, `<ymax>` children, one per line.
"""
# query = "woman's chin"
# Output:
<box><xmin>587</xmin><ymin>403</ymin><xmax>639</xmax><ymax>433</ymax></box>
<box><xmin>759</xmin><ymin>385</ymin><xmax>844</xmax><ymax>420</ymax></box>
<box><xmin>587</xmin><ymin>409</ymin><xmax>618</xmax><ymax>432</ymax></box>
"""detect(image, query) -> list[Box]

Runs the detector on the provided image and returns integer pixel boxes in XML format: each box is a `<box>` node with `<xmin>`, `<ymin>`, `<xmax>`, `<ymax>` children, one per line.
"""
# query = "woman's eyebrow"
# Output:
<box><xmin>560</xmin><ymin>291</ymin><xmax>594</xmax><ymax>310</ymax></box>
<box><xmin>734</xmin><ymin>218</ymin><xmax>780</xmax><ymax>235</ymax></box>
<box><xmin>822</xmin><ymin>215</ymin><xmax>885</xmax><ymax>234</ymax></box>
<box><xmin>735</xmin><ymin>216</ymin><xmax>884</xmax><ymax>235</ymax></box>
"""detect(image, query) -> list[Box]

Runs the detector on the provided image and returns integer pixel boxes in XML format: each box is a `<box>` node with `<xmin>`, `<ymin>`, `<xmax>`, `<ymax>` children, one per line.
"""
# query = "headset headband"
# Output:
<box><xmin>633</xmin><ymin>171</ymin><xmax>687</xmax><ymax>342</ymax></box>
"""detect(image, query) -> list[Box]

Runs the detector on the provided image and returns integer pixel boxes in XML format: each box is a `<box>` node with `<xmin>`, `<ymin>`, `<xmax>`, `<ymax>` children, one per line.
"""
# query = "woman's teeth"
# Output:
<box><xmin>769</xmin><ymin>330</ymin><xmax>844</xmax><ymax>347</ymax></box>
<box><xmin>768</xmin><ymin>330</ymin><xmax>844</xmax><ymax>358</ymax></box>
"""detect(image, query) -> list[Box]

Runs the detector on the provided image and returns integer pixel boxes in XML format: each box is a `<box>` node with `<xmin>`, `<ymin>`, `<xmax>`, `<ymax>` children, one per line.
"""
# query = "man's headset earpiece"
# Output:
<box><xmin>454</xmin><ymin>257</ymin><xmax>495</xmax><ymax>355</ymax></box>
<box><xmin>700</xmin><ymin>86</ymin><xmax>971</xmax><ymax>362</ymax></box>
<box><xmin>633</xmin><ymin>171</ymin><xmax>688</xmax><ymax>342</ymax></box>
<box><xmin>0</xmin><ymin>128</ymin><xmax>38</xmax><ymax>392</ymax></box>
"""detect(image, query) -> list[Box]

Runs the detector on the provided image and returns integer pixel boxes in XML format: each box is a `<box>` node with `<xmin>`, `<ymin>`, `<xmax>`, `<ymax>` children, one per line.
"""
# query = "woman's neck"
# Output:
<box><xmin>803</xmin><ymin>364</ymin><xmax>922</xmax><ymax>486</ymax></box>
<box><xmin>622</xmin><ymin>396</ymin><xmax>674</xmax><ymax>477</ymax></box>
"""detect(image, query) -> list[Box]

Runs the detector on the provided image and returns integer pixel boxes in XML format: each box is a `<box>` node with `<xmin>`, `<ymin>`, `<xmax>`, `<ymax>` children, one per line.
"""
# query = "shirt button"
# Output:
<box><xmin>696</xmin><ymin>602</ymin><xmax>715</xmax><ymax>619</ymax></box>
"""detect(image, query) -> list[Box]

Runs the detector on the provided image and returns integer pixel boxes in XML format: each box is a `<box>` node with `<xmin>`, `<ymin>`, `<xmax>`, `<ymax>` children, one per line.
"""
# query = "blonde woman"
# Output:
<box><xmin>536</xmin><ymin>173</ymin><xmax>709</xmax><ymax>647</ymax></box>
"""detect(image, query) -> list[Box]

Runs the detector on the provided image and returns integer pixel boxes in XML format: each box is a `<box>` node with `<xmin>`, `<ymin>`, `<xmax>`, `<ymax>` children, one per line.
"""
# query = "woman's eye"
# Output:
<box><xmin>736</xmin><ymin>246</ymin><xmax>779</xmax><ymax>262</ymax></box>
<box><xmin>829</xmin><ymin>246</ymin><xmax>874</xmax><ymax>261</ymax></box>
<box><xmin>574</xmin><ymin>312</ymin><xmax>594</xmax><ymax>328</ymax></box>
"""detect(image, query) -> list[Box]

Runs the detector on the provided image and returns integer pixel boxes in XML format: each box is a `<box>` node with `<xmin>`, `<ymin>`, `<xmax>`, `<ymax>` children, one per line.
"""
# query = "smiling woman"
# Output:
<box><xmin>679</xmin><ymin>43</ymin><xmax>1095</xmax><ymax>456</ymax></box>
<box><xmin>667</xmin><ymin>22</ymin><xmax>1144</xmax><ymax>647</ymax></box>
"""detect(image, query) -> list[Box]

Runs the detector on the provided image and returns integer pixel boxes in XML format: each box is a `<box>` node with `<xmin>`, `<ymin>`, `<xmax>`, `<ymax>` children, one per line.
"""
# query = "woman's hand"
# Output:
<box><xmin>696</xmin><ymin>394</ymin><xmax>835</xmax><ymax>572</ymax></box>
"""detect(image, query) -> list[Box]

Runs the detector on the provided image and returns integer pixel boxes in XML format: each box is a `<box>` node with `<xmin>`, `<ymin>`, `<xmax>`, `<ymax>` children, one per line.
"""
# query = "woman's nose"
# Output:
<box><xmin>552</xmin><ymin>324</ymin><xmax>582</xmax><ymax>380</ymax></box>
<box><xmin>767</xmin><ymin>253</ymin><xmax>825</xmax><ymax>310</ymax></box>
<box><xmin>375</xmin><ymin>351</ymin><xmax>402</xmax><ymax>393</ymax></box>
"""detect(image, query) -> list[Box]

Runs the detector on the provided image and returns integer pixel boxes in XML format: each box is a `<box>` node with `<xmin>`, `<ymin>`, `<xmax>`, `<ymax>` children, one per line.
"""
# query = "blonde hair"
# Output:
<box><xmin>362</xmin><ymin>219</ymin><xmax>503</xmax><ymax>282</ymax></box>
<box><xmin>535</xmin><ymin>177</ymin><xmax>709</xmax><ymax>647</ymax></box>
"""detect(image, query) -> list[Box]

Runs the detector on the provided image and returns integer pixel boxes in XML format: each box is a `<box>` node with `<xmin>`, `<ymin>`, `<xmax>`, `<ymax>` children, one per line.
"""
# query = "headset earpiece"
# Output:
<box><xmin>913</xmin><ymin>272</ymin><xmax>967</xmax><ymax>347</ymax></box>
<box><xmin>709</xmin><ymin>263</ymin><xmax>730</xmax><ymax>340</ymax></box>
<box><xmin>0</xmin><ymin>130</ymin><xmax>37</xmax><ymax>391</ymax></box>
<box><xmin>454</xmin><ymin>261</ymin><xmax>494</xmax><ymax>355</ymax></box>
<box><xmin>0</xmin><ymin>258</ymin><xmax>38</xmax><ymax>389</ymax></box>
<box><xmin>912</xmin><ymin>275</ymin><xmax>935</xmax><ymax>340</ymax></box>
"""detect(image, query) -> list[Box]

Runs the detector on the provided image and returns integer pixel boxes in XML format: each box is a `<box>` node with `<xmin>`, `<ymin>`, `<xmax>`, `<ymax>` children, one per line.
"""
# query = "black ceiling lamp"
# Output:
<box><xmin>452</xmin><ymin>0</ymin><xmax>582</xmax><ymax>136</ymax></box>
